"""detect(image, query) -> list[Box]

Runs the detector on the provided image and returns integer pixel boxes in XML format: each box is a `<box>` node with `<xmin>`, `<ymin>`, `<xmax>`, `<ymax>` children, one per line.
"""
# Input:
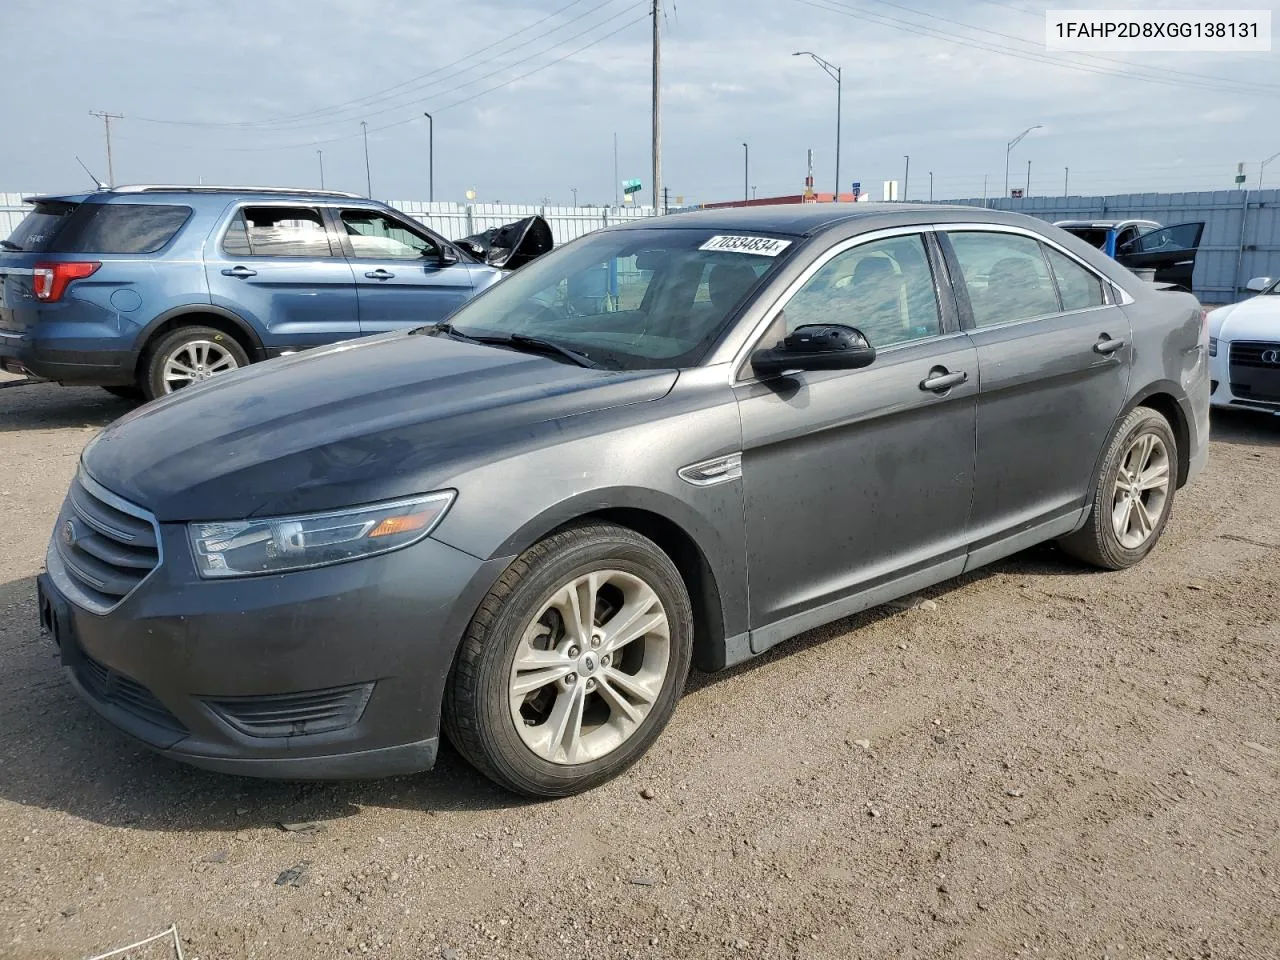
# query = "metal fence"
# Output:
<box><xmin>0</xmin><ymin>192</ymin><xmax>657</xmax><ymax>248</ymax></box>
<box><xmin>936</xmin><ymin>189</ymin><xmax>1277</xmax><ymax>304</ymax></box>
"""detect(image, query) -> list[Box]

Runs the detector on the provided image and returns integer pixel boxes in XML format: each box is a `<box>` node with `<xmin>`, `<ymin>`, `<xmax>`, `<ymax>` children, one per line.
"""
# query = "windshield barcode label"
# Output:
<box><xmin>698</xmin><ymin>235</ymin><xmax>793</xmax><ymax>256</ymax></box>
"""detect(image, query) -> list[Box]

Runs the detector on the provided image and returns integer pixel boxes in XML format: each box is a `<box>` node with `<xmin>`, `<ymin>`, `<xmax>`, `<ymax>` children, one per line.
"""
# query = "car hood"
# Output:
<box><xmin>82</xmin><ymin>332</ymin><xmax>677</xmax><ymax>522</ymax></box>
<box><xmin>1208</xmin><ymin>296</ymin><xmax>1280</xmax><ymax>340</ymax></box>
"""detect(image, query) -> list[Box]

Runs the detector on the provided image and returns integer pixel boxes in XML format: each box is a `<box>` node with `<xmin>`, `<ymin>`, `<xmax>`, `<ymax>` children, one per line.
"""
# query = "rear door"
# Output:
<box><xmin>1116</xmin><ymin>221</ymin><xmax>1204</xmax><ymax>290</ymax></box>
<box><xmin>204</xmin><ymin>204</ymin><xmax>361</xmax><ymax>352</ymax></box>
<box><xmin>941</xmin><ymin>228</ymin><xmax>1132</xmax><ymax>566</ymax></box>
<box><xmin>331</xmin><ymin>207</ymin><xmax>475</xmax><ymax>334</ymax></box>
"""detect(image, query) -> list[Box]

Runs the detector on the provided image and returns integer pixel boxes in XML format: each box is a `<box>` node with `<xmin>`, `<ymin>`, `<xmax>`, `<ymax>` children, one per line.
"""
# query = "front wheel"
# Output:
<box><xmin>143</xmin><ymin>325</ymin><xmax>249</xmax><ymax>400</ymax></box>
<box><xmin>443</xmin><ymin>523</ymin><xmax>693</xmax><ymax>798</ymax></box>
<box><xmin>1058</xmin><ymin>406</ymin><xmax>1178</xmax><ymax>570</ymax></box>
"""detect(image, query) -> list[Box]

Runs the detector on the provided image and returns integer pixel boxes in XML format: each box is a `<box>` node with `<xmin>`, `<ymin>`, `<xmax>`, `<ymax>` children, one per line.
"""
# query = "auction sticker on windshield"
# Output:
<box><xmin>698</xmin><ymin>235</ymin><xmax>793</xmax><ymax>256</ymax></box>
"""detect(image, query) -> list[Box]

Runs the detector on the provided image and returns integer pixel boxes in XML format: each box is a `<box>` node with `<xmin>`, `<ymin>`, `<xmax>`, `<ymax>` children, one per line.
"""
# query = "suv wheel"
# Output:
<box><xmin>1059</xmin><ymin>406</ymin><xmax>1177</xmax><ymax>570</ymax></box>
<box><xmin>443</xmin><ymin>523</ymin><xmax>693</xmax><ymax>798</ymax></box>
<box><xmin>144</xmin><ymin>325</ymin><xmax>249</xmax><ymax>400</ymax></box>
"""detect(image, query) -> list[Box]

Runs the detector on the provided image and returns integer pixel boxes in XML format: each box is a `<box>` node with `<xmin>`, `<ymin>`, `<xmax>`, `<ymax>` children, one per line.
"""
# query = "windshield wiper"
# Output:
<box><xmin>0</xmin><ymin>240</ymin><xmax>22</xmax><ymax>251</ymax></box>
<box><xmin>409</xmin><ymin>321</ymin><xmax>599</xmax><ymax>368</ymax></box>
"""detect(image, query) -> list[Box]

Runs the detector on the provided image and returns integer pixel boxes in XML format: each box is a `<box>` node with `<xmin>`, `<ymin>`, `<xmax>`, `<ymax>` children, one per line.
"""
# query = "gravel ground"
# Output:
<box><xmin>0</xmin><ymin>378</ymin><xmax>1277</xmax><ymax>960</ymax></box>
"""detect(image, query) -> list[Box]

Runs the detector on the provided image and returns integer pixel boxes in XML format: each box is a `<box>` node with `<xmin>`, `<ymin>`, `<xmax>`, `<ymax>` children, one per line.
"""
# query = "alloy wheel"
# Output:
<box><xmin>1111</xmin><ymin>431</ymin><xmax>1171</xmax><ymax>549</ymax></box>
<box><xmin>162</xmin><ymin>340</ymin><xmax>240</xmax><ymax>393</ymax></box>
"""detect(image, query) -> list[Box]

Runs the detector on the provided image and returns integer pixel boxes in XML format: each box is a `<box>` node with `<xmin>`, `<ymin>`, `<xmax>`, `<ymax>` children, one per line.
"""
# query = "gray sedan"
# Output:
<box><xmin>38</xmin><ymin>204</ymin><xmax>1209</xmax><ymax>797</ymax></box>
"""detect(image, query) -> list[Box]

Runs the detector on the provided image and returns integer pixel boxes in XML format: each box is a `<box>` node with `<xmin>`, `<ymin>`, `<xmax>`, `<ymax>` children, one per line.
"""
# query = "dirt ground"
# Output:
<box><xmin>0</xmin><ymin>377</ymin><xmax>1276</xmax><ymax>960</ymax></box>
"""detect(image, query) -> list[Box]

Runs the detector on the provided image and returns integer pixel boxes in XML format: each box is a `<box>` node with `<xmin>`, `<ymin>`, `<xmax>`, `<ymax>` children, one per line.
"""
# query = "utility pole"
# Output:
<box><xmin>903</xmin><ymin>155</ymin><xmax>910</xmax><ymax>201</ymax></box>
<box><xmin>1064</xmin><ymin>166</ymin><xmax>1069</xmax><ymax>196</ymax></box>
<box><xmin>663</xmin><ymin>186</ymin><xmax>670</xmax><ymax>215</ymax></box>
<box><xmin>1025</xmin><ymin>159</ymin><xmax>1031</xmax><ymax>197</ymax></box>
<box><xmin>317</xmin><ymin>149</ymin><xmax>325</xmax><ymax>189</ymax></box>
<box><xmin>928</xmin><ymin>171</ymin><xmax>933</xmax><ymax>202</ymax></box>
<box><xmin>423</xmin><ymin>112</ymin><xmax>434</xmax><ymax>203</ymax></box>
<box><xmin>742</xmin><ymin>142</ymin><xmax>749</xmax><ymax>202</ymax></box>
<box><xmin>652</xmin><ymin>1</ymin><xmax>662</xmax><ymax>214</ymax></box>
<box><xmin>982</xmin><ymin>173</ymin><xmax>989</xmax><ymax>207</ymax></box>
<box><xmin>361</xmin><ymin>121</ymin><xmax>372</xmax><ymax>198</ymax></box>
<box><xmin>614</xmin><ymin>132</ymin><xmax>620</xmax><ymax>206</ymax></box>
<box><xmin>88</xmin><ymin>110</ymin><xmax>123</xmax><ymax>187</ymax></box>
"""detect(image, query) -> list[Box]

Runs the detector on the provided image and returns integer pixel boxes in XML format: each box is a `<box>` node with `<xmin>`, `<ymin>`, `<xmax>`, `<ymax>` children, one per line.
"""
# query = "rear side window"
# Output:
<box><xmin>223</xmin><ymin>206</ymin><xmax>333</xmax><ymax>258</ymax></box>
<box><xmin>1044</xmin><ymin>247</ymin><xmax>1104</xmax><ymax>311</ymax></box>
<box><xmin>949</xmin><ymin>232</ymin><xmax>1060</xmax><ymax>327</ymax></box>
<box><xmin>54</xmin><ymin>204</ymin><xmax>191</xmax><ymax>254</ymax></box>
<box><xmin>5</xmin><ymin>201</ymin><xmax>79</xmax><ymax>252</ymax></box>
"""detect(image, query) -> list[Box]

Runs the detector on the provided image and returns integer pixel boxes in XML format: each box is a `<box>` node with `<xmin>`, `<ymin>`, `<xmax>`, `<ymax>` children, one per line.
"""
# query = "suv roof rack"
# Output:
<box><xmin>110</xmin><ymin>184</ymin><xmax>369</xmax><ymax>199</ymax></box>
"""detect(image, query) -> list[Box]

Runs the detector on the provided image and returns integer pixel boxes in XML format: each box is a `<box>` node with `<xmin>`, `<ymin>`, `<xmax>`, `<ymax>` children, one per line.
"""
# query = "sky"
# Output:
<box><xmin>1</xmin><ymin>0</ymin><xmax>1275</xmax><ymax>206</ymax></box>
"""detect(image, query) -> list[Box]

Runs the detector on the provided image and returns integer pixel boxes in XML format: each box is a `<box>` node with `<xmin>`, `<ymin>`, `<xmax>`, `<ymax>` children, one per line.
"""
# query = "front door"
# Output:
<box><xmin>333</xmin><ymin>208</ymin><xmax>476</xmax><ymax>334</ymax></box>
<box><xmin>1116</xmin><ymin>221</ymin><xmax>1205</xmax><ymax>290</ymax></box>
<box><xmin>735</xmin><ymin>231</ymin><xmax>977</xmax><ymax>648</ymax></box>
<box><xmin>205</xmin><ymin>204</ymin><xmax>361</xmax><ymax>351</ymax></box>
<box><xmin>941</xmin><ymin>229</ymin><xmax>1133</xmax><ymax>564</ymax></box>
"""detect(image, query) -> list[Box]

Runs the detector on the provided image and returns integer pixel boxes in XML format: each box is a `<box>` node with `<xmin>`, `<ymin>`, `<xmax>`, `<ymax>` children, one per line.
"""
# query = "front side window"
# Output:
<box><xmin>949</xmin><ymin>231</ymin><xmax>1059</xmax><ymax>327</ymax></box>
<box><xmin>442</xmin><ymin>228</ymin><xmax>789</xmax><ymax>370</ymax></box>
<box><xmin>780</xmin><ymin>233</ymin><xmax>942</xmax><ymax>348</ymax></box>
<box><xmin>222</xmin><ymin>206</ymin><xmax>333</xmax><ymax>258</ymax></box>
<box><xmin>341</xmin><ymin>210</ymin><xmax>440</xmax><ymax>260</ymax></box>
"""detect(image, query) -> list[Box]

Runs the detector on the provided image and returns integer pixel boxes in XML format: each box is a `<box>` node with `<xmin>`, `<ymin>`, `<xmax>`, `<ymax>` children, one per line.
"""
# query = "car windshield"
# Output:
<box><xmin>441</xmin><ymin>227</ymin><xmax>794</xmax><ymax>370</ymax></box>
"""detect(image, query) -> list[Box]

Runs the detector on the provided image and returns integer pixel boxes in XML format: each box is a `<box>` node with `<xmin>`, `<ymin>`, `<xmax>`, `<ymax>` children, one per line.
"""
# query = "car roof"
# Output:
<box><xmin>610</xmin><ymin>202</ymin><xmax>1049</xmax><ymax>238</ymax></box>
<box><xmin>23</xmin><ymin>186</ymin><xmax>376</xmax><ymax>206</ymax></box>
<box><xmin>1054</xmin><ymin>219</ymin><xmax>1159</xmax><ymax>229</ymax></box>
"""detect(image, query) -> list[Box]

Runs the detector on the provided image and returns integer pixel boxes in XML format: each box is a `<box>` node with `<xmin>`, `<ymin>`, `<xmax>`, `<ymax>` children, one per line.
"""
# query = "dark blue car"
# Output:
<box><xmin>0</xmin><ymin>186</ymin><xmax>550</xmax><ymax>400</ymax></box>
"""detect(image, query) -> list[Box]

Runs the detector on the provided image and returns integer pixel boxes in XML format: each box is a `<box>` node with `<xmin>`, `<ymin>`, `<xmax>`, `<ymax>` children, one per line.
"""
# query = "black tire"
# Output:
<box><xmin>443</xmin><ymin>522</ymin><xmax>694</xmax><ymax>798</ymax></box>
<box><xmin>1058</xmin><ymin>406</ymin><xmax>1178</xmax><ymax>570</ymax></box>
<box><xmin>143</xmin><ymin>325</ymin><xmax>250</xmax><ymax>401</ymax></box>
<box><xmin>100</xmin><ymin>385</ymin><xmax>143</xmax><ymax>401</ymax></box>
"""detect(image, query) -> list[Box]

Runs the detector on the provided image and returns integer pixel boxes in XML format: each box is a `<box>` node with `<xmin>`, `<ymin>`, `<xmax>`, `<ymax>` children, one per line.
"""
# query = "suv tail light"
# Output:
<box><xmin>32</xmin><ymin>261</ymin><xmax>101</xmax><ymax>302</ymax></box>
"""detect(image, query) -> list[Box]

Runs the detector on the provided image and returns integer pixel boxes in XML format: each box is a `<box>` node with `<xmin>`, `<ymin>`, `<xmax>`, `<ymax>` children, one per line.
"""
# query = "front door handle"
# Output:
<box><xmin>364</xmin><ymin>269</ymin><xmax>395</xmax><ymax>280</ymax></box>
<box><xmin>920</xmin><ymin>368</ymin><xmax>968</xmax><ymax>393</ymax></box>
<box><xmin>220</xmin><ymin>266</ymin><xmax>257</xmax><ymax>278</ymax></box>
<box><xmin>1094</xmin><ymin>334</ymin><xmax>1127</xmax><ymax>355</ymax></box>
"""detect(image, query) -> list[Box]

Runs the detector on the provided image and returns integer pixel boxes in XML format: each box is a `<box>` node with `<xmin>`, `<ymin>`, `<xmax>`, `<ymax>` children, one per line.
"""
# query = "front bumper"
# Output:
<box><xmin>39</xmin><ymin>523</ymin><xmax>511</xmax><ymax>779</ymax></box>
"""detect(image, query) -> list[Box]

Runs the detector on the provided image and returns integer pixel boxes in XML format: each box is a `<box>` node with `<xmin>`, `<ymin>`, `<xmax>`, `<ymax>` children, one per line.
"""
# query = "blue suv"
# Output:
<box><xmin>0</xmin><ymin>186</ymin><xmax>547</xmax><ymax>400</ymax></box>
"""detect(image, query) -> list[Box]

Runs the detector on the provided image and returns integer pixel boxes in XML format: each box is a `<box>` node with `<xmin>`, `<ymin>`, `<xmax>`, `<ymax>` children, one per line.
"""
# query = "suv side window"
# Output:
<box><xmin>222</xmin><ymin>206</ymin><xmax>334</xmax><ymax>258</ymax></box>
<box><xmin>781</xmin><ymin>233</ymin><xmax>942</xmax><ymax>348</ymax></box>
<box><xmin>340</xmin><ymin>210</ymin><xmax>440</xmax><ymax>260</ymax></box>
<box><xmin>1044</xmin><ymin>246</ymin><xmax>1104</xmax><ymax>311</ymax></box>
<box><xmin>948</xmin><ymin>231</ymin><xmax>1059</xmax><ymax>327</ymax></box>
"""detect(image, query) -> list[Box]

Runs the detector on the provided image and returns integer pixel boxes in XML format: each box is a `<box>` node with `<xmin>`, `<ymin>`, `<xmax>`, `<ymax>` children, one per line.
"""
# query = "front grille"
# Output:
<box><xmin>74</xmin><ymin>648</ymin><xmax>186</xmax><ymax>734</ymax></box>
<box><xmin>1229</xmin><ymin>340</ymin><xmax>1280</xmax><ymax>403</ymax></box>
<box><xmin>54</xmin><ymin>471</ymin><xmax>160</xmax><ymax>613</ymax></box>
<box><xmin>206</xmin><ymin>683</ymin><xmax>374</xmax><ymax>738</ymax></box>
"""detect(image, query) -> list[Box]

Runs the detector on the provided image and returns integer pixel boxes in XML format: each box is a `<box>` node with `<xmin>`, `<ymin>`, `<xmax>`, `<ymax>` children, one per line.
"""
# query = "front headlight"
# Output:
<box><xmin>1209</xmin><ymin>336</ymin><xmax>1218</xmax><ymax>357</ymax></box>
<box><xmin>189</xmin><ymin>492</ymin><xmax>455</xmax><ymax>579</ymax></box>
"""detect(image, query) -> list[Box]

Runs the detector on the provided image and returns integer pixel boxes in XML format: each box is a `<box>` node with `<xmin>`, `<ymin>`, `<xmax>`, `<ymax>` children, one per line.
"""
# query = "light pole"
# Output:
<box><xmin>317</xmin><ymin>149</ymin><xmax>325</xmax><ymax>190</ymax></box>
<box><xmin>1260</xmin><ymin>151</ymin><xmax>1280</xmax><ymax>189</ymax></box>
<box><xmin>1004</xmin><ymin>124</ymin><xmax>1042</xmax><ymax>199</ymax></box>
<box><xmin>928</xmin><ymin>171</ymin><xmax>933</xmax><ymax>202</ymax></box>
<box><xmin>903</xmin><ymin>155</ymin><xmax>910</xmax><ymax>201</ymax></box>
<box><xmin>742</xmin><ymin>142</ymin><xmax>749</xmax><ymax>202</ymax></box>
<box><xmin>1064</xmin><ymin>166</ymin><xmax>1069</xmax><ymax>196</ymax></box>
<box><xmin>793</xmin><ymin>51</ymin><xmax>842</xmax><ymax>201</ymax></box>
<box><xmin>752</xmin><ymin>185</ymin><xmax>758</xmax><ymax>200</ymax></box>
<box><xmin>423</xmin><ymin>112</ymin><xmax>434</xmax><ymax>203</ymax></box>
<box><xmin>361</xmin><ymin>120</ymin><xmax>372</xmax><ymax>198</ymax></box>
<box><xmin>1025</xmin><ymin>159</ymin><xmax>1031</xmax><ymax>197</ymax></box>
<box><xmin>571</xmin><ymin>186</ymin><xmax>578</xmax><ymax>207</ymax></box>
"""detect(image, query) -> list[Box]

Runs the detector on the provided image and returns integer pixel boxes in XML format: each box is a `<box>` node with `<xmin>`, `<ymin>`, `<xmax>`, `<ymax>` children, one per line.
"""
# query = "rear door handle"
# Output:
<box><xmin>220</xmin><ymin>266</ymin><xmax>257</xmax><ymax>278</ymax></box>
<box><xmin>1094</xmin><ymin>335</ymin><xmax>1127</xmax><ymax>355</ymax></box>
<box><xmin>364</xmin><ymin>269</ymin><xmax>395</xmax><ymax>280</ymax></box>
<box><xmin>920</xmin><ymin>369</ymin><xmax>968</xmax><ymax>393</ymax></box>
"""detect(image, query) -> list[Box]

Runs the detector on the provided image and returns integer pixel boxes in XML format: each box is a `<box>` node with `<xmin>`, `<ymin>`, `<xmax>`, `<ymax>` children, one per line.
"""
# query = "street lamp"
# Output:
<box><xmin>928</xmin><ymin>171</ymin><xmax>933</xmax><ymax>202</ymax></box>
<box><xmin>903</xmin><ymin>155</ymin><xmax>910</xmax><ymax>201</ymax></box>
<box><xmin>742</xmin><ymin>142</ymin><xmax>749</xmax><ymax>202</ymax></box>
<box><xmin>571</xmin><ymin>186</ymin><xmax>578</xmax><ymax>206</ymax></box>
<box><xmin>793</xmin><ymin>51</ymin><xmax>842</xmax><ymax>200</ymax></box>
<box><xmin>1004</xmin><ymin>124</ymin><xmax>1041</xmax><ymax>198</ymax></box>
<box><xmin>1260</xmin><ymin>150</ymin><xmax>1280</xmax><ymax>189</ymax></box>
<box><xmin>317</xmin><ymin>149</ymin><xmax>325</xmax><ymax>190</ymax></box>
<box><xmin>423</xmin><ymin>112</ymin><xmax>434</xmax><ymax>203</ymax></box>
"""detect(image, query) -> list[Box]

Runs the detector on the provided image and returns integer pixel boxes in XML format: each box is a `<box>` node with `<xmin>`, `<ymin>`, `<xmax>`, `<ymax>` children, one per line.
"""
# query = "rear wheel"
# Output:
<box><xmin>443</xmin><ymin>523</ymin><xmax>693</xmax><ymax>798</ymax></box>
<box><xmin>143</xmin><ymin>325</ymin><xmax>249</xmax><ymax>401</ymax></box>
<box><xmin>1058</xmin><ymin>406</ymin><xmax>1177</xmax><ymax>570</ymax></box>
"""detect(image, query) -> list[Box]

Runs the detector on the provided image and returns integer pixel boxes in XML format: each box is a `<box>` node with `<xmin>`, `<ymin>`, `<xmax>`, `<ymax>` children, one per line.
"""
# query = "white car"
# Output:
<box><xmin>1208</xmin><ymin>276</ymin><xmax>1280</xmax><ymax>414</ymax></box>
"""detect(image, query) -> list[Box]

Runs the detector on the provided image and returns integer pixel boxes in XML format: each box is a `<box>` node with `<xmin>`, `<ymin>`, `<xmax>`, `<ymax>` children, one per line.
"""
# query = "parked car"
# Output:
<box><xmin>1207</xmin><ymin>275</ymin><xmax>1280</xmax><ymax>413</ymax></box>
<box><xmin>37</xmin><ymin>204</ymin><xmax>1209</xmax><ymax>797</ymax></box>
<box><xmin>0</xmin><ymin>186</ymin><xmax>551</xmax><ymax>400</ymax></box>
<box><xmin>1054</xmin><ymin>218</ymin><xmax>1204</xmax><ymax>291</ymax></box>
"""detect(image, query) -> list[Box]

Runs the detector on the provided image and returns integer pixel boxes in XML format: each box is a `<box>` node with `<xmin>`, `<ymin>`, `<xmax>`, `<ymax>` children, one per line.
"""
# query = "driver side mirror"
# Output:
<box><xmin>438</xmin><ymin>246</ymin><xmax>459</xmax><ymax>266</ymax></box>
<box><xmin>750</xmin><ymin>323</ymin><xmax>876</xmax><ymax>379</ymax></box>
<box><xmin>1246</xmin><ymin>276</ymin><xmax>1273</xmax><ymax>293</ymax></box>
